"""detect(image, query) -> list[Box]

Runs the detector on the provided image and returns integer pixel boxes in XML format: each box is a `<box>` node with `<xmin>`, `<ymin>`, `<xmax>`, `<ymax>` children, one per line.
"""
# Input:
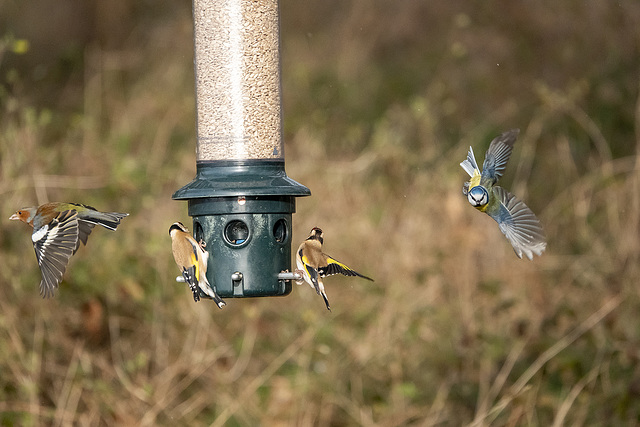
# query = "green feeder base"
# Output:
<box><xmin>172</xmin><ymin>160</ymin><xmax>310</xmax><ymax>299</ymax></box>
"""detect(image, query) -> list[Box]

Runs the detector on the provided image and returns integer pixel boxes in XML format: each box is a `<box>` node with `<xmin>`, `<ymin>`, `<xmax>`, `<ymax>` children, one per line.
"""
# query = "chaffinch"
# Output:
<box><xmin>10</xmin><ymin>202</ymin><xmax>129</xmax><ymax>297</ymax></box>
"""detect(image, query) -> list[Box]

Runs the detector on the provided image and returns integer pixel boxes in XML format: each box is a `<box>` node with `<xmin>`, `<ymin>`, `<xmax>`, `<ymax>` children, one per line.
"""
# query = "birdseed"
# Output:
<box><xmin>193</xmin><ymin>0</ymin><xmax>284</xmax><ymax>161</ymax></box>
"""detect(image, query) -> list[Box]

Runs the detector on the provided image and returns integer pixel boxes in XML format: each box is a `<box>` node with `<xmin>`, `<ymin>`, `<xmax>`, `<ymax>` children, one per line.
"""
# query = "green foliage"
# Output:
<box><xmin>1</xmin><ymin>0</ymin><xmax>640</xmax><ymax>425</ymax></box>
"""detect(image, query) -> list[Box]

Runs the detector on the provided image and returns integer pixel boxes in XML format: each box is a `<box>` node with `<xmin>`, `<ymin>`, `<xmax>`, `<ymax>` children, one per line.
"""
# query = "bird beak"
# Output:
<box><xmin>9</xmin><ymin>213</ymin><xmax>19</xmax><ymax>221</ymax></box>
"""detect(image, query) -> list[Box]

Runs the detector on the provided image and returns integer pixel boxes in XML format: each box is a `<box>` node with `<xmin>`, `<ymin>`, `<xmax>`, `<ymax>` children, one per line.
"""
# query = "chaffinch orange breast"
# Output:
<box><xmin>295</xmin><ymin>227</ymin><xmax>373</xmax><ymax>311</ymax></box>
<box><xmin>10</xmin><ymin>202</ymin><xmax>129</xmax><ymax>297</ymax></box>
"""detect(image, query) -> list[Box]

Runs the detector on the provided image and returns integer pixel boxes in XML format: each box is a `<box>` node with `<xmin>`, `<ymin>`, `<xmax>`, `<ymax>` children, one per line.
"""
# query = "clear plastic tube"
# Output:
<box><xmin>193</xmin><ymin>0</ymin><xmax>284</xmax><ymax>161</ymax></box>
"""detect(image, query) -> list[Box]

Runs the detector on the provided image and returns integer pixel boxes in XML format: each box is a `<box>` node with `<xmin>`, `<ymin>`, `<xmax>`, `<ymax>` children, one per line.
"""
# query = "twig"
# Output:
<box><xmin>471</xmin><ymin>295</ymin><xmax>621</xmax><ymax>426</ymax></box>
<box><xmin>551</xmin><ymin>358</ymin><xmax>601</xmax><ymax>427</ymax></box>
<box><xmin>210</xmin><ymin>325</ymin><xmax>319</xmax><ymax>427</ymax></box>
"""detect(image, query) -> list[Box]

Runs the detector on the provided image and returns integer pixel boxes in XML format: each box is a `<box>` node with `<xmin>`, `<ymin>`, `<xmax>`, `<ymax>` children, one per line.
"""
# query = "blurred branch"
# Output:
<box><xmin>512</xmin><ymin>110</ymin><xmax>545</xmax><ymax>198</ymax></box>
<box><xmin>473</xmin><ymin>340</ymin><xmax>527</xmax><ymax>424</ymax></box>
<box><xmin>635</xmin><ymin>75</ymin><xmax>640</xmax><ymax>163</ymax></box>
<box><xmin>211</xmin><ymin>325</ymin><xmax>319</xmax><ymax>427</ymax></box>
<box><xmin>551</xmin><ymin>355</ymin><xmax>602</xmax><ymax>427</ymax></box>
<box><xmin>53</xmin><ymin>341</ymin><xmax>84</xmax><ymax>426</ymax></box>
<box><xmin>535</xmin><ymin>81</ymin><xmax>612</xmax><ymax>164</ymax></box>
<box><xmin>31</xmin><ymin>174</ymin><xmax>107</xmax><ymax>205</ymax></box>
<box><xmin>32</xmin><ymin>174</ymin><xmax>107</xmax><ymax>190</ymax></box>
<box><xmin>543</xmin><ymin>155</ymin><xmax>638</xmax><ymax>220</ymax></box>
<box><xmin>471</xmin><ymin>295</ymin><xmax>622</xmax><ymax>426</ymax></box>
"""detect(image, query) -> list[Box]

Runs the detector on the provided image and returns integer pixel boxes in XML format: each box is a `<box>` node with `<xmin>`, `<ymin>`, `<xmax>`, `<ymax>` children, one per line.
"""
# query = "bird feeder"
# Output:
<box><xmin>173</xmin><ymin>0</ymin><xmax>310</xmax><ymax>298</ymax></box>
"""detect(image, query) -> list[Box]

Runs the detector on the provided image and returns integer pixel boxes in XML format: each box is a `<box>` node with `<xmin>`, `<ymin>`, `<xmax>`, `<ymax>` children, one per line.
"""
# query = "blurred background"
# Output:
<box><xmin>1</xmin><ymin>0</ymin><xmax>639</xmax><ymax>425</ymax></box>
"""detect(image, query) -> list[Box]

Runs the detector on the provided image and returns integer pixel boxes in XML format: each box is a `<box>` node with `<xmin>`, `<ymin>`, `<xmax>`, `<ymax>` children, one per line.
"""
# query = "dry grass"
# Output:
<box><xmin>1</xmin><ymin>0</ymin><xmax>640</xmax><ymax>425</ymax></box>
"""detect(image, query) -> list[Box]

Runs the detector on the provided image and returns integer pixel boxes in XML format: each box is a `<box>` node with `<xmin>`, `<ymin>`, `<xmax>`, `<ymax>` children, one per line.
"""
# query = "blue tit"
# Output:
<box><xmin>169</xmin><ymin>222</ymin><xmax>226</xmax><ymax>308</ymax></box>
<box><xmin>296</xmin><ymin>227</ymin><xmax>374</xmax><ymax>311</ymax></box>
<box><xmin>460</xmin><ymin>129</ymin><xmax>546</xmax><ymax>259</ymax></box>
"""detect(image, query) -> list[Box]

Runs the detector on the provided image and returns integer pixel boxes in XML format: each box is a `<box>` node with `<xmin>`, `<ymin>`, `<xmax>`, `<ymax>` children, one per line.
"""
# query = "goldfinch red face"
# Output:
<box><xmin>308</xmin><ymin>227</ymin><xmax>324</xmax><ymax>244</ymax></box>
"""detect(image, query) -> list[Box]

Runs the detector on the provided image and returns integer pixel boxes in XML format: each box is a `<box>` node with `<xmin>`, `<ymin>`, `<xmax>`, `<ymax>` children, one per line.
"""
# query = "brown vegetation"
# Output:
<box><xmin>1</xmin><ymin>0</ymin><xmax>640</xmax><ymax>425</ymax></box>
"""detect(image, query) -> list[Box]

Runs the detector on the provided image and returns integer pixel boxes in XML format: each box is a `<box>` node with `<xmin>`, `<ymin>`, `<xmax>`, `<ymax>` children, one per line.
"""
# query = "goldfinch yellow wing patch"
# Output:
<box><xmin>190</xmin><ymin>252</ymin><xmax>199</xmax><ymax>279</ymax></box>
<box><xmin>320</xmin><ymin>256</ymin><xmax>374</xmax><ymax>281</ymax></box>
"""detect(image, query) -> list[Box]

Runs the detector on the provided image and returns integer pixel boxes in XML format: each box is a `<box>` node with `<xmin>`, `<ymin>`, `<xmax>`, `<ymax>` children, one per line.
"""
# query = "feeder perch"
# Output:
<box><xmin>173</xmin><ymin>0</ymin><xmax>310</xmax><ymax>298</ymax></box>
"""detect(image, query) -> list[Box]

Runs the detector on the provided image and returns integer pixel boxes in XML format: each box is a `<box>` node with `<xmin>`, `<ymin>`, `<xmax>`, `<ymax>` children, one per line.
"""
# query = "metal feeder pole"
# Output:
<box><xmin>173</xmin><ymin>0</ymin><xmax>310</xmax><ymax>298</ymax></box>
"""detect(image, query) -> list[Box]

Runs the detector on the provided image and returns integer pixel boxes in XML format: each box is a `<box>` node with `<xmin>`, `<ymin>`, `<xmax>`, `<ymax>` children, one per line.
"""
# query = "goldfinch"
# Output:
<box><xmin>461</xmin><ymin>129</ymin><xmax>546</xmax><ymax>259</ymax></box>
<box><xmin>10</xmin><ymin>202</ymin><xmax>129</xmax><ymax>297</ymax></box>
<box><xmin>296</xmin><ymin>227</ymin><xmax>373</xmax><ymax>311</ymax></box>
<box><xmin>169</xmin><ymin>222</ymin><xmax>225</xmax><ymax>308</ymax></box>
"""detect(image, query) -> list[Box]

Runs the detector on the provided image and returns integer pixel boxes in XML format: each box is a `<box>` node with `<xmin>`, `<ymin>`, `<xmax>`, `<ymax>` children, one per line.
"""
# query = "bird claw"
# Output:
<box><xmin>294</xmin><ymin>269</ymin><xmax>305</xmax><ymax>285</ymax></box>
<box><xmin>198</xmin><ymin>239</ymin><xmax>207</xmax><ymax>249</ymax></box>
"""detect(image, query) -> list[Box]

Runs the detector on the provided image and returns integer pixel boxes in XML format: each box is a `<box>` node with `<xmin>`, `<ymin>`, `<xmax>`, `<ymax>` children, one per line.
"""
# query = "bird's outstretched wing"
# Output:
<box><xmin>488</xmin><ymin>186</ymin><xmax>546</xmax><ymax>260</ymax></box>
<box><xmin>31</xmin><ymin>210</ymin><xmax>80</xmax><ymax>298</ymax></box>
<box><xmin>75</xmin><ymin>220</ymin><xmax>96</xmax><ymax>253</ymax></box>
<box><xmin>460</xmin><ymin>147</ymin><xmax>480</xmax><ymax>177</ymax></box>
<box><xmin>319</xmin><ymin>256</ymin><xmax>374</xmax><ymax>281</ymax></box>
<box><xmin>482</xmin><ymin>129</ymin><xmax>519</xmax><ymax>182</ymax></box>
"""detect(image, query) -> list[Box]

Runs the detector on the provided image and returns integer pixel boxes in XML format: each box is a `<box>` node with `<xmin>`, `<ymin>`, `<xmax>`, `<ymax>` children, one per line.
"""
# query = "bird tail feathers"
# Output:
<box><xmin>321</xmin><ymin>291</ymin><xmax>331</xmax><ymax>312</ymax></box>
<box><xmin>200</xmin><ymin>276</ymin><xmax>226</xmax><ymax>309</ymax></box>
<box><xmin>80</xmin><ymin>211</ymin><xmax>129</xmax><ymax>231</ymax></box>
<box><xmin>460</xmin><ymin>146</ymin><xmax>479</xmax><ymax>177</ymax></box>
